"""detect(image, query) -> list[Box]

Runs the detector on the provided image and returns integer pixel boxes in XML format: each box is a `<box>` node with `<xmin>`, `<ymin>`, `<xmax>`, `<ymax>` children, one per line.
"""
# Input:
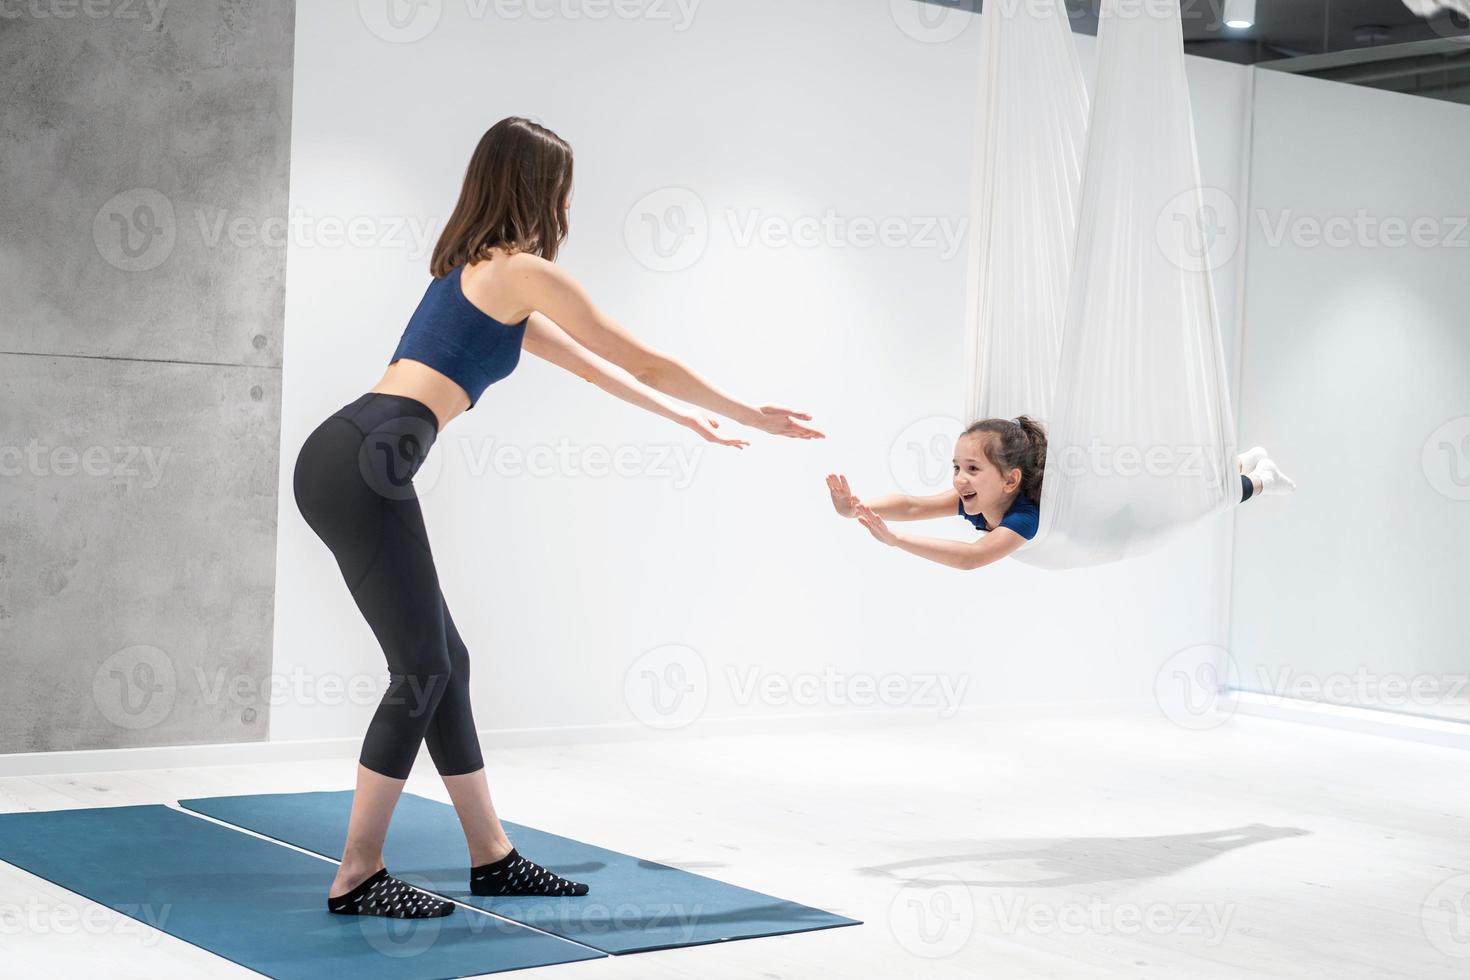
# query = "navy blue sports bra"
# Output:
<box><xmin>388</xmin><ymin>265</ymin><xmax>528</xmax><ymax>409</ymax></box>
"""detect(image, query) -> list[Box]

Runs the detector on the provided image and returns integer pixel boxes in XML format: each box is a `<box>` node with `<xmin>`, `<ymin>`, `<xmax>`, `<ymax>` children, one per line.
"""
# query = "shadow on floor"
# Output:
<box><xmin>857</xmin><ymin>823</ymin><xmax>1309</xmax><ymax>887</ymax></box>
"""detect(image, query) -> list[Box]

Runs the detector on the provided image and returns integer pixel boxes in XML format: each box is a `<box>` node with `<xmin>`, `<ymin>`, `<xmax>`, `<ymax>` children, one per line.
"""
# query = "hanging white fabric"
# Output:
<box><xmin>1402</xmin><ymin>0</ymin><xmax>1470</xmax><ymax>18</ymax></box>
<box><xmin>962</xmin><ymin>0</ymin><xmax>1088</xmax><ymax>423</ymax></box>
<box><xmin>964</xmin><ymin>0</ymin><xmax>1239</xmax><ymax>570</ymax></box>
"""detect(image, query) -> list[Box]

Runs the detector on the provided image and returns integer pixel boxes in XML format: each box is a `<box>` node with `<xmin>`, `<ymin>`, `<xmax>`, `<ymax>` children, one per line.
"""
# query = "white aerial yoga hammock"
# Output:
<box><xmin>1402</xmin><ymin>0</ymin><xmax>1470</xmax><ymax>18</ymax></box>
<box><xmin>962</xmin><ymin>0</ymin><xmax>1238</xmax><ymax>570</ymax></box>
<box><xmin>962</xmin><ymin>0</ymin><xmax>1088</xmax><ymax>425</ymax></box>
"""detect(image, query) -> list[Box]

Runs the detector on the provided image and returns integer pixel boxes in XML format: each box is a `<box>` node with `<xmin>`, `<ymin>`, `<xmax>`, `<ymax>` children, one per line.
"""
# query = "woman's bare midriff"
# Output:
<box><xmin>369</xmin><ymin>358</ymin><xmax>468</xmax><ymax>434</ymax></box>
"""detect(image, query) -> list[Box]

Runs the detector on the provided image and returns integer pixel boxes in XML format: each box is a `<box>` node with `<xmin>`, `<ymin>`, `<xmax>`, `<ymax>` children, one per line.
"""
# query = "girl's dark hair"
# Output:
<box><xmin>962</xmin><ymin>415</ymin><xmax>1047</xmax><ymax>501</ymax></box>
<box><xmin>430</xmin><ymin>117</ymin><xmax>574</xmax><ymax>276</ymax></box>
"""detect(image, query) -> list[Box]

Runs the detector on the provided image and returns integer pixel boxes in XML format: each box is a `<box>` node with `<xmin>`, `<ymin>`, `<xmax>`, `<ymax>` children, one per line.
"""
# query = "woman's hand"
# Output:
<box><xmin>855</xmin><ymin>503</ymin><xmax>899</xmax><ymax>546</ymax></box>
<box><xmin>746</xmin><ymin>405</ymin><xmax>825</xmax><ymax>440</ymax></box>
<box><xmin>681</xmin><ymin>412</ymin><xmax>750</xmax><ymax>448</ymax></box>
<box><xmin>826</xmin><ymin>473</ymin><xmax>860</xmax><ymax>518</ymax></box>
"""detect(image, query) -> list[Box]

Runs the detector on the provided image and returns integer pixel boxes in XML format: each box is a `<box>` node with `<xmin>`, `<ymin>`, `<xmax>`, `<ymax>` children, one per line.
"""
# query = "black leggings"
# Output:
<box><xmin>292</xmin><ymin>392</ymin><xmax>483</xmax><ymax>780</ymax></box>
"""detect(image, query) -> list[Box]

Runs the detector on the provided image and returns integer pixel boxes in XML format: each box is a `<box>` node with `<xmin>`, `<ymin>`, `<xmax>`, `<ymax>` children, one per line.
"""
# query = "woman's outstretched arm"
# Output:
<box><xmin>826</xmin><ymin>473</ymin><xmax>958</xmax><ymax>520</ymax></box>
<box><xmin>522</xmin><ymin>312</ymin><xmax>749</xmax><ymax>447</ymax></box>
<box><xmin>852</xmin><ymin>503</ymin><xmax>1026</xmax><ymax>570</ymax></box>
<box><xmin>508</xmin><ymin>254</ymin><xmax>823</xmax><ymax>439</ymax></box>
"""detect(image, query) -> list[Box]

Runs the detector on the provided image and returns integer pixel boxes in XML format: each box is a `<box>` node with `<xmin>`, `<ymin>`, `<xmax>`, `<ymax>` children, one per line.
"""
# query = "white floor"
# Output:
<box><xmin>2</xmin><ymin>707</ymin><xmax>1468</xmax><ymax>979</ymax></box>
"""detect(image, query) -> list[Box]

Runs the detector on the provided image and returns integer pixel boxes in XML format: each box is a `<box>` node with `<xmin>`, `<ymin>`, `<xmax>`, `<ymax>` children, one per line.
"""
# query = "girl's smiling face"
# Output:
<box><xmin>953</xmin><ymin>432</ymin><xmax>1020</xmax><ymax>515</ymax></box>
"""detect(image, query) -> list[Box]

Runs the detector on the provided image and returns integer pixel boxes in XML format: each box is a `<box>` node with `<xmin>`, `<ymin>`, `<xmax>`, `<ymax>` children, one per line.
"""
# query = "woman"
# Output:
<box><xmin>293</xmin><ymin>117</ymin><xmax>822</xmax><ymax>918</ymax></box>
<box><xmin>826</xmin><ymin>418</ymin><xmax>1293</xmax><ymax>570</ymax></box>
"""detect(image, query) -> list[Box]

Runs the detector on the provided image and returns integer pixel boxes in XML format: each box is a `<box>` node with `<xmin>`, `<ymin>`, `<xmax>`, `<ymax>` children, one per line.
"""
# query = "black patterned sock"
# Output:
<box><xmin>328</xmin><ymin>867</ymin><xmax>455</xmax><ymax>918</ymax></box>
<box><xmin>470</xmin><ymin>848</ymin><xmax>589</xmax><ymax>897</ymax></box>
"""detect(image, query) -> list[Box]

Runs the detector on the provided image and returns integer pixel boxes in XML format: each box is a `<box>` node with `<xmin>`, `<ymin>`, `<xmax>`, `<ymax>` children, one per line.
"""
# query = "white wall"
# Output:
<box><xmin>1230</xmin><ymin>69</ymin><xmax>1470</xmax><ymax>719</ymax></box>
<box><xmin>271</xmin><ymin>0</ymin><xmax>1254</xmax><ymax>752</ymax></box>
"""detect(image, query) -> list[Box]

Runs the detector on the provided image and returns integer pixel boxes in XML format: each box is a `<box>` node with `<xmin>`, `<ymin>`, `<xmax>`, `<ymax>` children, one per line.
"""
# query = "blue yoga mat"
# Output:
<box><xmin>0</xmin><ymin>804</ymin><xmax>603</xmax><ymax>979</ymax></box>
<box><xmin>180</xmin><ymin>790</ymin><xmax>861</xmax><ymax>954</ymax></box>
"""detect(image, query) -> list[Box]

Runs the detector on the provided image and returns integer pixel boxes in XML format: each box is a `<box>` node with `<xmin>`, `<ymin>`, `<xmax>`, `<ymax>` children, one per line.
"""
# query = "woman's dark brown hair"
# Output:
<box><xmin>962</xmin><ymin>415</ymin><xmax>1047</xmax><ymax>501</ymax></box>
<box><xmin>430</xmin><ymin>117</ymin><xmax>574</xmax><ymax>277</ymax></box>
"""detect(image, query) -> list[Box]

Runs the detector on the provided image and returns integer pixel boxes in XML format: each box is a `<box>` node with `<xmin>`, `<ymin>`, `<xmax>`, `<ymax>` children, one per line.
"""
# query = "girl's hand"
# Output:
<box><xmin>681</xmin><ymin>412</ymin><xmax>750</xmax><ymax>448</ymax></box>
<box><xmin>855</xmin><ymin>503</ymin><xmax>899</xmax><ymax>546</ymax></box>
<box><xmin>748</xmin><ymin>405</ymin><xmax>825</xmax><ymax>440</ymax></box>
<box><xmin>826</xmin><ymin>473</ymin><xmax>860</xmax><ymax>518</ymax></box>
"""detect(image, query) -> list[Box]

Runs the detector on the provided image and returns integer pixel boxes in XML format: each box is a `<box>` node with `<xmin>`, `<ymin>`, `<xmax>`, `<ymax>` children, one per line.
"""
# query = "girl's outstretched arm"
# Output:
<box><xmin>509</xmin><ymin>255</ymin><xmax>823</xmax><ymax>439</ymax></box>
<box><xmin>523</xmin><ymin>312</ymin><xmax>748</xmax><ymax>447</ymax></box>
<box><xmin>853</xmin><ymin>503</ymin><xmax>1026</xmax><ymax>570</ymax></box>
<box><xmin>826</xmin><ymin>473</ymin><xmax>957</xmax><ymax>520</ymax></box>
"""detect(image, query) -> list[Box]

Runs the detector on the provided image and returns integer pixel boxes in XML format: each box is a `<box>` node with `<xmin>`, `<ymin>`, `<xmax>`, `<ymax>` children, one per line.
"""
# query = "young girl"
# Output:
<box><xmin>827</xmin><ymin>417</ymin><xmax>1294</xmax><ymax>571</ymax></box>
<box><xmin>293</xmin><ymin>117</ymin><xmax>822</xmax><ymax>919</ymax></box>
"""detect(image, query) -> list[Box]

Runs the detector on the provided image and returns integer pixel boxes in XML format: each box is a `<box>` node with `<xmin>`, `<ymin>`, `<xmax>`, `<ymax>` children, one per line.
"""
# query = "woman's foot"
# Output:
<box><xmin>329</xmin><ymin>858</ymin><xmax>386</xmax><ymax>900</ymax></box>
<box><xmin>470</xmin><ymin>836</ymin><xmax>514</xmax><ymax>867</ymax></box>
<box><xmin>328</xmin><ymin>866</ymin><xmax>456</xmax><ymax>918</ymax></box>
<box><xmin>1238</xmin><ymin>445</ymin><xmax>1269</xmax><ymax>474</ymax></box>
<box><xmin>1249</xmin><ymin>457</ymin><xmax>1297</xmax><ymax>496</ymax></box>
<box><xmin>470</xmin><ymin>847</ymin><xmax>589</xmax><ymax>897</ymax></box>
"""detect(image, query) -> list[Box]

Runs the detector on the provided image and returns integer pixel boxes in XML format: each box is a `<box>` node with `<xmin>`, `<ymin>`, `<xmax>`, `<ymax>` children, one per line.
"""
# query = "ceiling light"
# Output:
<box><xmin>1223</xmin><ymin>0</ymin><xmax>1256</xmax><ymax>29</ymax></box>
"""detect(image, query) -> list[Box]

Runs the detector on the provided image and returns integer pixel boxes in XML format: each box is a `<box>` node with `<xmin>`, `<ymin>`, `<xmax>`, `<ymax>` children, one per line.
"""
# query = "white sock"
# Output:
<box><xmin>1249</xmin><ymin>457</ymin><xmax>1296</xmax><ymax>496</ymax></box>
<box><xmin>1238</xmin><ymin>446</ymin><xmax>1268</xmax><ymax>474</ymax></box>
